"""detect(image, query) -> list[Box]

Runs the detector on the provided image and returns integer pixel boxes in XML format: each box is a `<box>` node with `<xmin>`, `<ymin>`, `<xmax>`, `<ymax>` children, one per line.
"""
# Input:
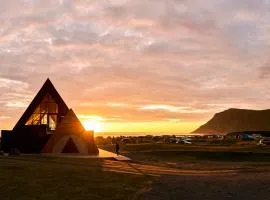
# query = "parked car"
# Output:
<box><xmin>176</xmin><ymin>139</ymin><xmax>192</xmax><ymax>144</ymax></box>
<box><xmin>258</xmin><ymin>138</ymin><xmax>270</xmax><ymax>145</ymax></box>
<box><xmin>242</xmin><ymin>134</ymin><xmax>254</xmax><ymax>141</ymax></box>
<box><xmin>182</xmin><ymin>139</ymin><xmax>192</xmax><ymax>144</ymax></box>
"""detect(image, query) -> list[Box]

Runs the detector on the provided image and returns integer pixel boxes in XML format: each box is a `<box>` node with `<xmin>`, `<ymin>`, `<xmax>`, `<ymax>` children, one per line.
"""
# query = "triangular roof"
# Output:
<box><xmin>53</xmin><ymin>108</ymin><xmax>86</xmax><ymax>135</ymax></box>
<box><xmin>14</xmin><ymin>78</ymin><xmax>69</xmax><ymax>130</ymax></box>
<box><xmin>42</xmin><ymin>109</ymin><xmax>89</xmax><ymax>154</ymax></box>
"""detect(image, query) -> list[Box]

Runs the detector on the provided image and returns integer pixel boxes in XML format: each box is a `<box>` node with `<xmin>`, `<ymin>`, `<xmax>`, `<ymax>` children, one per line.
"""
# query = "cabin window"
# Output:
<box><xmin>25</xmin><ymin>93</ymin><xmax>59</xmax><ymax>130</ymax></box>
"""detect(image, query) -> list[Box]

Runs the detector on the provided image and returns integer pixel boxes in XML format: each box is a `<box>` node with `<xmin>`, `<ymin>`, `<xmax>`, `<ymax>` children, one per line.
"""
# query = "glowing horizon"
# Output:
<box><xmin>79</xmin><ymin>115</ymin><xmax>204</xmax><ymax>134</ymax></box>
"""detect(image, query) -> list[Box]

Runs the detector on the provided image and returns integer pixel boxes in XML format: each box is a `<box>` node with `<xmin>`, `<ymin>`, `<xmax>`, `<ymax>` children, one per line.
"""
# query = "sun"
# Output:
<box><xmin>82</xmin><ymin>120</ymin><xmax>102</xmax><ymax>132</ymax></box>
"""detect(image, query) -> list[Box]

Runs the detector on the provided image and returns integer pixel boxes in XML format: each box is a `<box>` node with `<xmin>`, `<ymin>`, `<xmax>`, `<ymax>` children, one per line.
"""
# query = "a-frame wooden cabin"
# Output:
<box><xmin>14</xmin><ymin>78</ymin><xmax>69</xmax><ymax>131</ymax></box>
<box><xmin>1</xmin><ymin>79</ymin><xmax>98</xmax><ymax>155</ymax></box>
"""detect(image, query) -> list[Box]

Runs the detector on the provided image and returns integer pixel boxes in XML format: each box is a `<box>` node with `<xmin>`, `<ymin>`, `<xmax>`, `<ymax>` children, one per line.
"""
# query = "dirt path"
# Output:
<box><xmin>101</xmin><ymin>160</ymin><xmax>270</xmax><ymax>200</ymax></box>
<box><xmin>137</xmin><ymin>173</ymin><xmax>270</xmax><ymax>200</ymax></box>
<box><xmin>102</xmin><ymin>159</ymin><xmax>270</xmax><ymax>176</ymax></box>
<box><xmin>101</xmin><ymin>160</ymin><xmax>240</xmax><ymax>176</ymax></box>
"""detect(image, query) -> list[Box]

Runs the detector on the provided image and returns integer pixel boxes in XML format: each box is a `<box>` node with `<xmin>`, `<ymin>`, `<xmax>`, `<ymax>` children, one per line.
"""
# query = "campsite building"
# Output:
<box><xmin>1</xmin><ymin>79</ymin><xmax>98</xmax><ymax>154</ymax></box>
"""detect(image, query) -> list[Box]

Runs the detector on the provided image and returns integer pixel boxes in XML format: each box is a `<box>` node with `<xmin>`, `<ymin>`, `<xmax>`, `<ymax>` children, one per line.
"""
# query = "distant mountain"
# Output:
<box><xmin>192</xmin><ymin>108</ymin><xmax>270</xmax><ymax>134</ymax></box>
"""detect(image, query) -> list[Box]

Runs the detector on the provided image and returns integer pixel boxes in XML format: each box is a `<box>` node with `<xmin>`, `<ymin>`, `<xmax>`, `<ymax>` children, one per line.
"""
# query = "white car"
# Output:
<box><xmin>258</xmin><ymin>138</ymin><xmax>270</xmax><ymax>146</ymax></box>
<box><xmin>176</xmin><ymin>139</ymin><xmax>192</xmax><ymax>144</ymax></box>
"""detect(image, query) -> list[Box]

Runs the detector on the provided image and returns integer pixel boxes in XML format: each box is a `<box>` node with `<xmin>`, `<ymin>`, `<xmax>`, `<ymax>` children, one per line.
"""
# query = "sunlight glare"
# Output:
<box><xmin>83</xmin><ymin>120</ymin><xmax>102</xmax><ymax>132</ymax></box>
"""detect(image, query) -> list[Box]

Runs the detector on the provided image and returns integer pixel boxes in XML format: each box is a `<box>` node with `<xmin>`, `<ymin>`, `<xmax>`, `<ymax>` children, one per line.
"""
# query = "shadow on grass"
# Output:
<box><xmin>0</xmin><ymin>156</ymin><xmax>152</xmax><ymax>200</ymax></box>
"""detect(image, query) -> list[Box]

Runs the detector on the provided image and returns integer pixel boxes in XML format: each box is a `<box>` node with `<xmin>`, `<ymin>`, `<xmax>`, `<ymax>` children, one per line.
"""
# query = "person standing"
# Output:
<box><xmin>115</xmin><ymin>142</ymin><xmax>120</xmax><ymax>156</ymax></box>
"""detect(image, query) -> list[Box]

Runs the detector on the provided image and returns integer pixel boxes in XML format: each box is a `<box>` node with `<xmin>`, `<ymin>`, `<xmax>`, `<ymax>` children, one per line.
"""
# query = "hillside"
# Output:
<box><xmin>192</xmin><ymin>108</ymin><xmax>270</xmax><ymax>134</ymax></box>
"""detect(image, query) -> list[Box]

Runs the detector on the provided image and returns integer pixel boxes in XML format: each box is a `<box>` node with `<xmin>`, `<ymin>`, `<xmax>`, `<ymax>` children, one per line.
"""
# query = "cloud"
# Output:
<box><xmin>0</xmin><ymin>78</ymin><xmax>29</xmax><ymax>89</ymax></box>
<box><xmin>1</xmin><ymin>0</ymin><xmax>270</xmax><ymax>132</ymax></box>
<box><xmin>0</xmin><ymin>116</ymin><xmax>11</xmax><ymax>120</ymax></box>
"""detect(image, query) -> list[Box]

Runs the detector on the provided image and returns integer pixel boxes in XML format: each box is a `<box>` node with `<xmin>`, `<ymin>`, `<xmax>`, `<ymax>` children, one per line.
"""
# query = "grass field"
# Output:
<box><xmin>0</xmin><ymin>156</ymin><xmax>152</xmax><ymax>200</ymax></box>
<box><xmin>99</xmin><ymin>143</ymin><xmax>270</xmax><ymax>163</ymax></box>
<box><xmin>2</xmin><ymin>144</ymin><xmax>270</xmax><ymax>200</ymax></box>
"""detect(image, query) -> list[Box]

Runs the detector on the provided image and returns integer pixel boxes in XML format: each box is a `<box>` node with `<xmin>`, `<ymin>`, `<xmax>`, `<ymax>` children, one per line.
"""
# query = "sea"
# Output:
<box><xmin>95</xmin><ymin>132</ymin><xmax>204</xmax><ymax>137</ymax></box>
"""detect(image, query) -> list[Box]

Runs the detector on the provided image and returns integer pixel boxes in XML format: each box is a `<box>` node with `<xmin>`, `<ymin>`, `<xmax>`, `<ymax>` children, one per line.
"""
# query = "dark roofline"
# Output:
<box><xmin>13</xmin><ymin>78</ymin><xmax>69</xmax><ymax>130</ymax></box>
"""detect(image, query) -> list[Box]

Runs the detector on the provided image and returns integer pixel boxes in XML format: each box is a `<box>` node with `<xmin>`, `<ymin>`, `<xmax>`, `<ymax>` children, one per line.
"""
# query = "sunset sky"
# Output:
<box><xmin>1</xmin><ymin>0</ymin><xmax>270</xmax><ymax>134</ymax></box>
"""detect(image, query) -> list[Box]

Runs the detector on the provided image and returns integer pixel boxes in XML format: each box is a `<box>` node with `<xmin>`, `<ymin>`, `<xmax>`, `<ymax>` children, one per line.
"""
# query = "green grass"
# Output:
<box><xmin>99</xmin><ymin>144</ymin><xmax>270</xmax><ymax>163</ymax></box>
<box><xmin>0</xmin><ymin>156</ymin><xmax>151</xmax><ymax>200</ymax></box>
<box><xmin>2</xmin><ymin>144</ymin><xmax>270</xmax><ymax>200</ymax></box>
<box><xmin>100</xmin><ymin>143</ymin><xmax>270</xmax><ymax>152</ymax></box>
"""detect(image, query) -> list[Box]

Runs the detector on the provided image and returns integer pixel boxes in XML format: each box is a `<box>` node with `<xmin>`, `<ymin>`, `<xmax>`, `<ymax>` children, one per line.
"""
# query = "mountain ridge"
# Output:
<box><xmin>192</xmin><ymin>108</ymin><xmax>270</xmax><ymax>134</ymax></box>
